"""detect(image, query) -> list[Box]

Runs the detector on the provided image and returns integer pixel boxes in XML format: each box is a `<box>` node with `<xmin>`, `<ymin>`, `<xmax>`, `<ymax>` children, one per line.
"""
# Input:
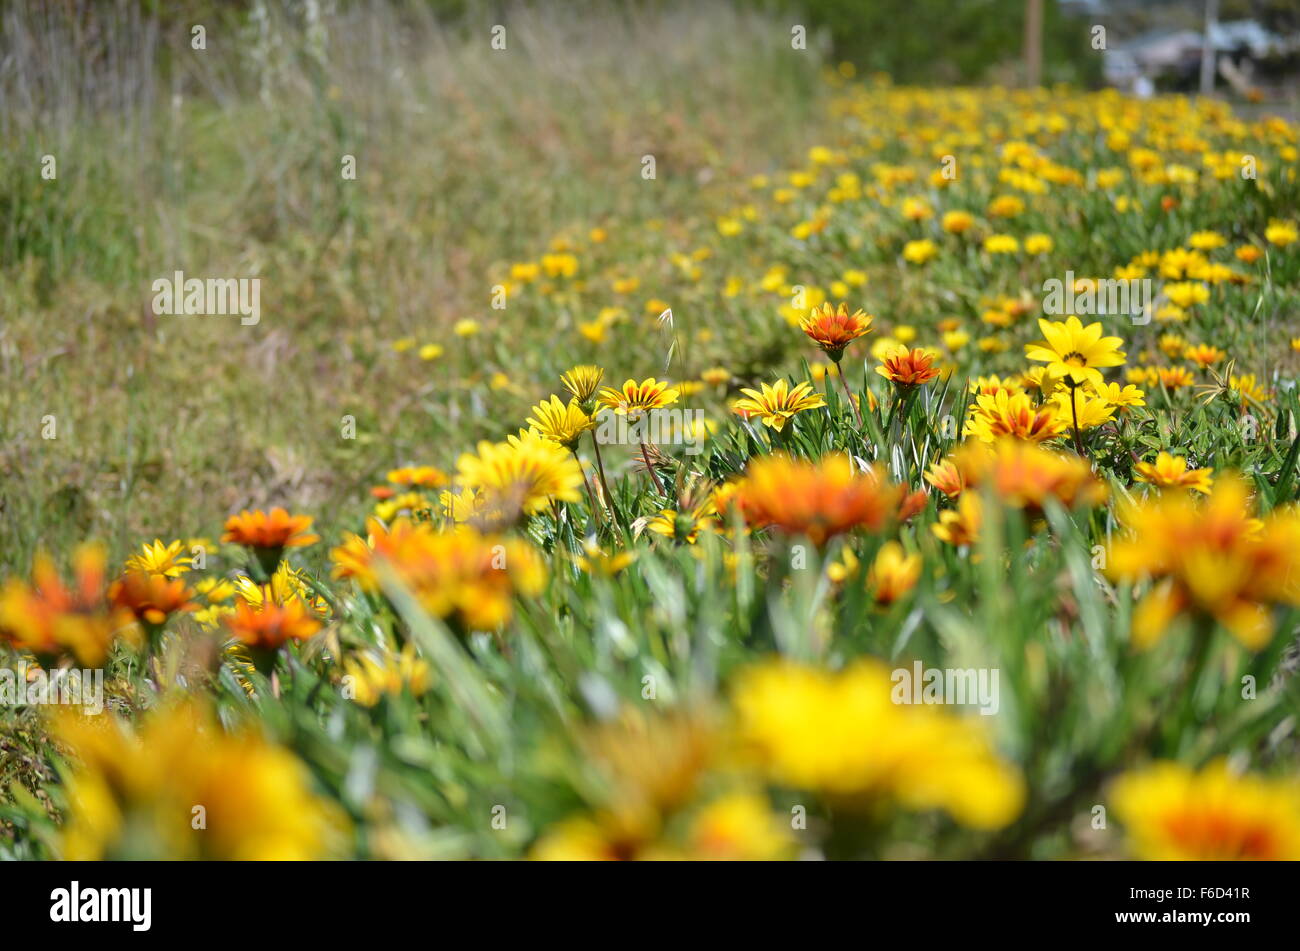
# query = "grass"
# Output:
<box><xmin>0</xmin><ymin>0</ymin><xmax>825</xmax><ymax>571</ymax></box>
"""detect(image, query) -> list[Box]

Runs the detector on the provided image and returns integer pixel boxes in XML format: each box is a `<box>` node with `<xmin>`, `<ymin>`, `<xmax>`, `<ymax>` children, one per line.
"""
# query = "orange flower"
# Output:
<box><xmin>1157</xmin><ymin>366</ymin><xmax>1195</xmax><ymax>390</ymax></box>
<box><xmin>952</xmin><ymin>439</ymin><xmax>1107</xmax><ymax>514</ymax></box>
<box><xmin>734</xmin><ymin>453</ymin><xmax>901</xmax><ymax>547</ymax></box>
<box><xmin>924</xmin><ymin>459</ymin><xmax>965</xmax><ymax>498</ymax></box>
<box><xmin>0</xmin><ymin>544</ymin><xmax>135</xmax><ymax>666</ymax></box>
<box><xmin>223</xmin><ymin>507</ymin><xmax>319</xmax><ymax>550</ymax></box>
<box><xmin>331</xmin><ymin>518</ymin><xmax>546</xmax><ymax>631</ymax></box>
<box><xmin>876</xmin><ymin>347</ymin><xmax>941</xmax><ymax>386</ymax></box>
<box><xmin>797</xmin><ymin>302</ymin><xmax>873</xmax><ymax>361</ymax></box>
<box><xmin>222</xmin><ymin>508</ymin><xmax>319</xmax><ymax>573</ymax></box>
<box><xmin>1183</xmin><ymin>344</ymin><xmax>1225</xmax><ymax>369</ymax></box>
<box><xmin>386</xmin><ymin>466</ymin><xmax>449</xmax><ymax>488</ymax></box>
<box><xmin>224</xmin><ymin>596</ymin><xmax>322</xmax><ymax>653</ymax></box>
<box><xmin>898</xmin><ymin>489</ymin><xmax>928</xmax><ymax>522</ymax></box>
<box><xmin>109</xmin><ymin>571</ymin><xmax>198</xmax><ymax>629</ymax></box>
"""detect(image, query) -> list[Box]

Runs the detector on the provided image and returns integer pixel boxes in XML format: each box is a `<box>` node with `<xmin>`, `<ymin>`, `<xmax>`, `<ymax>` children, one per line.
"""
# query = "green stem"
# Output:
<box><xmin>836</xmin><ymin>362</ymin><xmax>865</xmax><ymax>429</ymax></box>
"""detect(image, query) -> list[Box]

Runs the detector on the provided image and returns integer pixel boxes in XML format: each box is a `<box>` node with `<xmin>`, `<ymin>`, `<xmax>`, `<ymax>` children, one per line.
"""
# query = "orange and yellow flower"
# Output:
<box><xmin>222</xmin><ymin>508</ymin><xmax>319</xmax><ymax>573</ymax></box>
<box><xmin>731</xmin><ymin>379</ymin><xmax>826</xmax><ymax>431</ymax></box>
<box><xmin>1134</xmin><ymin>452</ymin><xmax>1214</xmax><ymax>494</ymax></box>
<box><xmin>1106</xmin><ymin>473</ymin><xmax>1300</xmax><ymax>649</ymax></box>
<box><xmin>867</xmin><ymin>542</ymin><xmax>922</xmax><ymax>605</ymax></box>
<box><xmin>797</xmin><ymin>302</ymin><xmax>873</xmax><ymax>361</ymax></box>
<box><xmin>455</xmin><ymin>429</ymin><xmax>585</xmax><ymax>517</ymax></box>
<box><xmin>108</xmin><ymin>571</ymin><xmax>198</xmax><ymax>630</ymax></box>
<box><xmin>875</xmin><ymin>346</ymin><xmax>941</xmax><ymax>387</ymax></box>
<box><xmin>597</xmin><ymin>378</ymin><xmax>680</xmax><ymax>418</ymax></box>
<box><xmin>964</xmin><ymin>390</ymin><xmax>1068</xmax><ymax>444</ymax></box>
<box><xmin>331</xmin><ymin>518</ymin><xmax>546</xmax><ymax>631</ymax></box>
<box><xmin>224</xmin><ymin>595</ymin><xmax>322</xmax><ymax>654</ymax></box>
<box><xmin>734</xmin><ymin>453</ymin><xmax>900</xmax><ymax>547</ymax></box>
<box><xmin>1111</xmin><ymin>760</ymin><xmax>1300</xmax><ymax>860</ymax></box>
<box><xmin>0</xmin><ymin>545</ymin><xmax>134</xmax><ymax>666</ymax></box>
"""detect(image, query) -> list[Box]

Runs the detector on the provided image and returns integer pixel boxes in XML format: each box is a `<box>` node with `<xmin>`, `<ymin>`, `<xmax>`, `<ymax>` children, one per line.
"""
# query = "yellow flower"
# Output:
<box><xmin>902</xmin><ymin>238</ymin><xmax>939</xmax><ymax>264</ymax></box>
<box><xmin>1050</xmin><ymin>387</ymin><xmax>1117</xmax><ymax>431</ymax></box>
<box><xmin>418</xmin><ymin>343</ymin><xmax>444</xmax><ymax>361</ymax></box>
<box><xmin>1025</xmin><ymin>316</ymin><xmax>1126</xmax><ymax>388</ymax></box>
<box><xmin>732</xmin><ymin>658</ymin><xmax>1023</xmax><ymax>829</ymax></box>
<box><xmin>1188</xmin><ymin>230</ymin><xmax>1226</xmax><ymax>250</ymax></box>
<box><xmin>1164</xmin><ymin>281</ymin><xmax>1209</xmax><ymax>308</ymax></box>
<box><xmin>686</xmin><ymin>791</ymin><xmax>795</xmax><ymax>860</ymax></box>
<box><xmin>731</xmin><ymin>378</ymin><xmax>826</xmax><ymax>431</ymax></box>
<box><xmin>1134</xmin><ymin>452</ymin><xmax>1214</xmax><ymax>494</ymax></box>
<box><xmin>453</xmin><ymin>318</ymin><xmax>480</xmax><ymax>337</ymax></box>
<box><xmin>932</xmin><ymin>492</ymin><xmax>982</xmax><ymax>547</ymax></box>
<box><xmin>575</xmin><ymin>539</ymin><xmax>636</xmax><ymax>576</ymax></box>
<box><xmin>54</xmin><ymin>702</ymin><xmax>347</xmax><ymax>860</ymax></box>
<box><xmin>124</xmin><ymin>539</ymin><xmax>192</xmax><ymax>578</ymax></box>
<box><xmin>342</xmin><ymin>644</ymin><xmax>432</xmax><ymax>706</ymax></box>
<box><xmin>510</xmin><ymin>261</ymin><xmax>540</xmax><ymax>282</ymax></box>
<box><xmin>1230</xmin><ymin>373</ymin><xmax>1268</xmax><ymax>405</ymax></box>
<box><xmin>1023</xmin><ymin>233</ymin><xmax>1053</xmax><ymax>254</ymax></box>
<box><xmin>900</xmin><ymin>196</ymin><xmax>932</xmax><ymax>220</ymax></box>
<box><xmin>526</xmin><ymin>395</ymin><xmax>595</xmax><ymax>450</ymax></box>
<box><xmin>867</xmin><ymin>542</ymin><xmax>922</xmax><ymax>605</ymax></box>
<box><xmin>231</xmin><ymin>562</ymin><xmax>327</xmax><ymax>615</ymax></box>
<box><xmin>560</xmin><ymin>365</ymin><xmax>605</xmax><ymax>405</ymax></box>
<box><xmin>455</xmin><ymin>429</ymin><xmax>584</xmax><ymax>516</ymax></box>
<box><xmin>941</xmin><ymin>210</ymin><xmax>975</xmax><ymax>234</ymax></box>
<box><xmin>964</xmin><ymin>390</ymin><xmax>1068</xmax><ymax>444</ymax></box>
<box><xmin>642</xmin><ymin>504</ymin><xmax>718</xmax><ymax>545</ymax></box>
<box><xmin>1106</xmin><ymin>473</ymin><xmax>1300</xmax><ymax>649</ymax></box>
<box><xmin>596</xmin><ymin>377</ymin><xmax>681</xmax><ymax>418</ymax></box>
<box><xmin>1096</xmin><ymin>381</ymin><xmax>1146</xmax><ymax>410</ymax></box>
<box><xmin>1111</xmin><ymin>761</ymin><xmax>1300</xmax><ymax>860</ymax></box>
<box><xmin>1264</xmin><ymin>220</ymin><xmax>1298</xmax><ymax>246</ymax></box>
<box><xmin>983</xmin><ymin>233</ymin><xmax>1019</xmax><ymax>254</ymax></box>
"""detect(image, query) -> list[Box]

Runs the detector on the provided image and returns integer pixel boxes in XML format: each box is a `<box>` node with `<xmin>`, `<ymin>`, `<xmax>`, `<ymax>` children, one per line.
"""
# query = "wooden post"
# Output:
<box><xmin>1025</xmin><ymin>0</ymin><xmax>1043</xmax><ymax>88</ymax></box>
<box><xmin>1200</xmin><ymin>0</ymin><xmax>1219</xmax><ymax>95</ymax></box>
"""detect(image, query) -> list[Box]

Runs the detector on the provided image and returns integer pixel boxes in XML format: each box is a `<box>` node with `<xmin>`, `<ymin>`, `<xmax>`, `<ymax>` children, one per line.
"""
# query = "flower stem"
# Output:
<box><xmin>836</xmin><ymin>363</ymin><xmax>864</xmax><ymax>429</ymax></box>
<box><xmin>640</xmin><ymin>440</ymin><xmax>666</xmax><ymax>495</ymax></box>
<box><xmin>589</xmin><ymin>434</ymin><xmax>627</xmax><ymax>535</ymax></box>
<box><xmin>573</xmin><ymin>449</ymin><xmax>604</xmax><ymax>529</ymax></box>
<box><xmin>1067</xmin><ymin>381</ymin><xmax>1086</xmax><ymax>457</ymax></box>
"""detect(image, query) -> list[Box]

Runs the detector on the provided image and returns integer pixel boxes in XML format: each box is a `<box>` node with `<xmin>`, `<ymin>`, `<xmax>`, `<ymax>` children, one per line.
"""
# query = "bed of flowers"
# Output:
<box><xmin>4</xmin><ymin>76</ymin><xmax>1300</xmax><ymax>861</ymax></box>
